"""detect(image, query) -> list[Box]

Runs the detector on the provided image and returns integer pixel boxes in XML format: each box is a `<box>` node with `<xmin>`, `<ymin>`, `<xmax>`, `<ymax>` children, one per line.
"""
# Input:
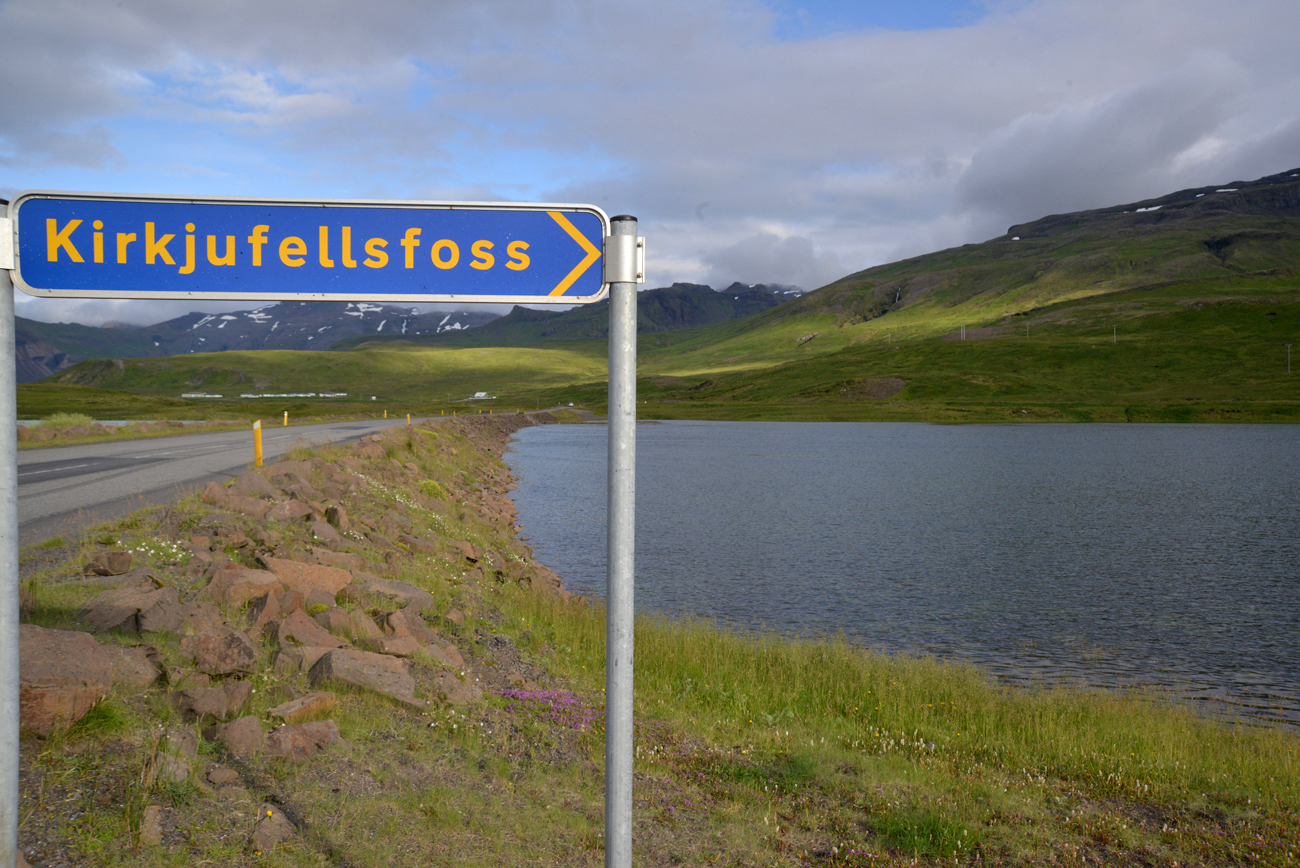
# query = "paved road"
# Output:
<box><xmin>17</xmin><ymin>418</ymin><xmax>419</xmax><ymax>547</ymax></box>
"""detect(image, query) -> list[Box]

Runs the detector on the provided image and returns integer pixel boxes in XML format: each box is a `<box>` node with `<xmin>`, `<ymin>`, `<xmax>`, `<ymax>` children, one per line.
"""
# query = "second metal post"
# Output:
<box><xmin>605</xmin><ymin>215</ymin><xmax>638</xmax><ymax>868</ymax></box>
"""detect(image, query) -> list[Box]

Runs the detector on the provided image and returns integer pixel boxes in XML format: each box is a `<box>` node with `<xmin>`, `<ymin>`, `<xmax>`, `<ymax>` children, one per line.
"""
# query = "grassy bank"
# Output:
<box><xmin>17</xmin><ymin>416</ymin><xmax>1299</xmax><ymax>867</ymax></box>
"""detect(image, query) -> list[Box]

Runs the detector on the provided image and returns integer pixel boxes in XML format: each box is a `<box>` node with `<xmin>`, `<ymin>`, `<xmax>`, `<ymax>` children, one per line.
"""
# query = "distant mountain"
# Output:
<box><xmin>14</xmin><ymin>302</ymin><xmax>500</xmax><ymax>382</ymax></box>
<box><xmin>782</xmin><ymin>166</ymin><xmax>1300</xmax><ymax>326</ymax></box>
<box><xmin>331</xmin><ymin>283</ymin><xmax>803</xmax><ymax>350</ymax></box>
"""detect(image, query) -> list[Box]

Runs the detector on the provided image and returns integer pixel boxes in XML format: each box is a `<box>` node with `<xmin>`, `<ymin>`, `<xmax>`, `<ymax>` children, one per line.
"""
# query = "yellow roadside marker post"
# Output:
<box><xmin>384</xmin><ymin>409</ymin><xmax>387</xmax><ymax>419</ymax></box>
<box><xmin>407</xmin><ymin>414</ymin><xmax>411</xmax><ymax>426</ymax></box>
<box><xmin>253</xmin><ymin>420</ymin><xmax>263</xmax><ymax>468</ymax></box>
<box><xmin>283</xmin><ymin>411</ymin><xmax>288</xmax><ymax>426</ymax></box>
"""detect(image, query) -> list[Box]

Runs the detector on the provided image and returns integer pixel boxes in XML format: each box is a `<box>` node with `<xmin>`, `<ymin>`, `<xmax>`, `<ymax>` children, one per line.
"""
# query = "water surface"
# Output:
<box><xmin>506</xmin><ymin>421</ymin><xmax>1300</xmax><ymax>725</ymax></box>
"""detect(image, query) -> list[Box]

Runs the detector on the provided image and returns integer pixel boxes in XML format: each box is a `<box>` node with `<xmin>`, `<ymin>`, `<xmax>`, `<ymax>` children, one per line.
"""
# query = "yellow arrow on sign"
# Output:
<box><xmin>548</xmin><ymin>211</ymin><xmax>602</xmax><ymax>296</ymax></box>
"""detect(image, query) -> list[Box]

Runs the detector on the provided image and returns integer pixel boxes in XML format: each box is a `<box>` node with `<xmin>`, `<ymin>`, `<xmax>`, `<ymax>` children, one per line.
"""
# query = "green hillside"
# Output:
<box><xmin>28</xmin><ymin>168</ymin><xmax>1300</xmax><ymax>422</ymax></box>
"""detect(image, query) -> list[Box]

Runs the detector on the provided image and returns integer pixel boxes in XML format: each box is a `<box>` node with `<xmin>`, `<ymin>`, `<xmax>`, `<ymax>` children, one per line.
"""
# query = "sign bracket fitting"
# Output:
<box><xmin>603</xmin><ymin>234</ymin><xmax>645</xmax><ymax>285</ymax></box>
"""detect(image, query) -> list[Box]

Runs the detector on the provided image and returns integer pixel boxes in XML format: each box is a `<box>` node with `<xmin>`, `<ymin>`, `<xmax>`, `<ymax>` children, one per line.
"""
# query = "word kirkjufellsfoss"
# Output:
<box><xmin>43</xmin><ymin>219</ymin><xmax>533</xmax><ymax>274</ymax></box>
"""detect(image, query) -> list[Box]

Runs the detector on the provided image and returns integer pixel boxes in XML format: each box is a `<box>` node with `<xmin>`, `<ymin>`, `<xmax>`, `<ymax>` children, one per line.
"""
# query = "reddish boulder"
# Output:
<box><xmin>202</xmin><ymin>481</ymin><xmax>272</xmax><ymax>519</ymax></box>
<box><xmin>267</xmin><ymin>691</ymin><xmax>335</xmax><ymax>725</ymax></box>
<box><xmin>250</xmin><ymin>803</ymin><xmax>296</xmax><ymax>852</ymax></box>
<box><xmin>277</xmin><ymin>609</ymin><xmax>346</xmax><ymax>650</ymax></box>
<box><xmin>382</xmin><ymin>608</ymin><xmax>437</xmax><ymax>645</ymax></box>
<box><xmin>309</xmin><ymin>520</ymin><xmax>341</xmax><ymax>544</ymax></box>
<box><xmin>202</xmin><ymin>569</ymin><xmax>283</xmax><ymax>609</ymax></box>
<box><xmin>313</xmin><ymin>607</ymin><xmax>351</xmax><ymax>636</ymax></box>
<box><xmin>266</xmin><ymin>500</ymin><xmax>313</xmax><ymax>523</ymax></box>
<box><xmin>309</xmin><ymin>649</ymin><xmax>424</xmax><ymax>709</ymax></box>
<box><xmin>100</xmin><ymin>645</ymin><xmax>162</xmax><ymax>690</ymax></box>
<box><xmin>260</xmin><ymin>557</ymin><xmax>352</xmax><ymax>597</ymax></box>
<box><xmin>79</xmin><ymin>585</ymin><xmax>183</xmax><ymax>634</ymax></box>
<box><xmin>313</xmin><ymin>548</ymin><xmax>365</xmax><ymax>571</ymax></box>
<box><xmin>265</xmin><ymin>720</ymin><xmax>347</xmax><ymax>762</ymax></box>
<box><xmin>208</xmin><ymin>715</ymin><xmax>264</xmax><ymax>757</ymax></box>
<box><xmin>430</xmin><ymin>670</ymin><xmax>482</xmax><ymax>706</ymax></box>
<box><xmin>325</xmin><ymin>505</ymin><xmax>349</xmax><ymax>532</ymax></box>
<box><xmin>245</xmin><ymin>592</ymin><xmax>281</xmax><ymax>638</ymax></box>
<box><xmin>273</xmin><ymin>645</ymin><xmax>332</xmax><ymax>676</ymax></box>
<box><xmin>172</xmin><ymin>680</ymin><xmax>252</xmax><ymax>721</ymax></box>
<box><xmin>399</xmin><ymin>533</ymin><xmax>438</xmax><ymax>554</ymax></box>
<box><xmin>84</xmin><ymin>550</ymin><xmax>133</xmax><ymax>576</ymax></box>
<box><xmin>356</xmin><ymin>635</ymin><xmax>420</xmax><ymax>657</ymax></box>
<box><xmin>348</xmin><ymin>609</ymin><xmax>383</xmax><ymax>641</ymax></box>
<box><xmin>354</xmin><ymin>575</ymin><xmax>436</xmax><ymax>613</ymax></box>
<box><xmin>19</xmin><ymin>625</ymin><xmax>113</xmax><ymax>736</ymax></box>
<box><xmin>230</xmin><ymin>470</ymin><xmax>277</xmax><ymax>500</ymax></box>
<box><xmin>181</xmin><ymin>627</ymin><xmax>259</xmax><ymax>676</ymax></box>
<box><xmin>423</xmin><ymin>640</ymin><xmax>465</xmax><ymax>669</ymax></box>
<box><xmin>179</xmin><ymin>601</ymin><xmax>227</xmax><ymax>635</ymax></box>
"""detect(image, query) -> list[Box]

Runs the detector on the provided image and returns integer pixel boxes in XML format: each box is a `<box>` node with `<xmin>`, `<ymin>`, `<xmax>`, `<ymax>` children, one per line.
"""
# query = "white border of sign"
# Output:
<box><xmin>6</xmin><ymin>191</ymin><xmax>611</xmax><ymax>305</ymax></box>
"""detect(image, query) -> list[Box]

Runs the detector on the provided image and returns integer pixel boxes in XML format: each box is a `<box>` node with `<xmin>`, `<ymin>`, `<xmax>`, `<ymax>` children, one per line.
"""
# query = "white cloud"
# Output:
<box><xmin>3</xmin><ymin>0</ymin><xmax>1299</xmax><ymax>324</ymax></box>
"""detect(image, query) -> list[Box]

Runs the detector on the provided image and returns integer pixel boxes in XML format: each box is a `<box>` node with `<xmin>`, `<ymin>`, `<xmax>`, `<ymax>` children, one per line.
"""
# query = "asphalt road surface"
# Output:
<box><xmin>17</xmin><ymin>418</ymin><xmax>420</xmax><ymax>547</ymax></box>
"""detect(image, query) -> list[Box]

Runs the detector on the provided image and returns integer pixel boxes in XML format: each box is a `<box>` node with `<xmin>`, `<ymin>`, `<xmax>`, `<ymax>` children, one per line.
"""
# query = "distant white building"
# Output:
<box><xmin>470</xmin><ymin>391</ymin><xmax>495</xmax><ymax>400</ymax></box>
<box><xmin>181</xmin><ymin>392</ymin><xmax>222</xmax><ymax>398</ymax></box>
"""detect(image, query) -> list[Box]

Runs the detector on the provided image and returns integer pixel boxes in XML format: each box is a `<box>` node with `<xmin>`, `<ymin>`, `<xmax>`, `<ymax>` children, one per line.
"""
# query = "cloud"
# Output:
<box><xmin>952</xmin><ymin>54</ymin><xmax>1247</xmax><ymax>237</ymax></box>
<box><xmin>4</xmin><ymin>0</ymin><xmax>1300</xmax><ymax>323</ymax></box>
<box><xmin>702</xmin><ymin>233</ymin><xmax>843</xmax><ymax>291</ymax></box>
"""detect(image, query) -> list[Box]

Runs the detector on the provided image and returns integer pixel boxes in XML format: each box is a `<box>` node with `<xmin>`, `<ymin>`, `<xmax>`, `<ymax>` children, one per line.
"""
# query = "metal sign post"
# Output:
<box><xmin>1</xmin><ymin>192</ymin><xmax>644</xmax><ymax>867</ymax></box>
<box><xmin>0</xmin><ymin>258</ymin><xmax>18</xmax><ymax>868</ymax></box>
<box><xmin>604</xmin><ymin>216</ymin><xmax>643</xmax><ymax>868</ymax></box>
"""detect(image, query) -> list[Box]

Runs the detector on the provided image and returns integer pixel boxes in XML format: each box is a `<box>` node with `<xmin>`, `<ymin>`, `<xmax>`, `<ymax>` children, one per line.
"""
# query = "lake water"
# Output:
<box><xmin>504</xmin><ymin>421</ymin><xmax>1300</xmax><ymax>726</ymax></box>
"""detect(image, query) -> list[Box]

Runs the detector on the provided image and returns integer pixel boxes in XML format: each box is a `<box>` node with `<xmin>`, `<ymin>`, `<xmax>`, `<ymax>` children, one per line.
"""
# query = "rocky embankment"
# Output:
<box><xmin>17</xmin><ymin>412</ymin><xmax>577</xmax><ymax>865</ymax></box>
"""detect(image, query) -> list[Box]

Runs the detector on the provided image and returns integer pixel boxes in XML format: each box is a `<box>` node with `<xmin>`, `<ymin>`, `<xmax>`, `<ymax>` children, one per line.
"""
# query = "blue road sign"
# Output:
<box><xmin>6</xmin><ymin>192</ymin><xmax>609</xmax><ymax>304</ymax></box>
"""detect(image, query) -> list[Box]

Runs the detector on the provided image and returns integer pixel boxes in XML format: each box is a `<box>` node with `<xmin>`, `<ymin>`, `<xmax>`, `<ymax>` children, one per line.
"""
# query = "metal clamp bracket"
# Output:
<box><xmin>603</xmin><ymin>234</ymin><xmax>645</xmax><ymax>284</ymax></box>
<box><xmin>0</xmin><ymin>219</ymin><xmax>12</xmax><ymax>271</ymax></box>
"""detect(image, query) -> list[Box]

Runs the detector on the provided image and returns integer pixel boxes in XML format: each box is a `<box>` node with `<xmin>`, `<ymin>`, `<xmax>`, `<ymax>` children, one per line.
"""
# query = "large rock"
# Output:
<box><xmin>19</xmin><ymin>625</ymin><xmax>113</xmax><ymax>736</ymax></box>
<box><xmin>423</xmin><ymin>641</ymin><xmax>465</xmax><ymax>669</ymax></box>
<box><xmin>430</xmin><ymin>670</ymin><xmax>482</xmax><ymax>706</ymax></box>
<box><xmin>82</xmin><ymin>566</ymin><xmax>159</xmax><ymax>590</ymax></box>
<box><xmin>277</xmin><ymin>609</ymin><xmax>346</xmax><ymax>650</ymax></box>
<box><xmin>172</xmin><ymin>680</ymin><xmax>252</xmax><ymax>721</ymax></box>
<box><xmin>267</xmin><ymin>691</ymin><xmax>335</xmax><ymax>725</ymax></box>
<box><xmin>100</xmin><ymin>645</ymin><xmax>162</xmax><ymax>690</ymax></box>
<box><xmin>208</xmin><ymin>715</ymin><xmax>264</xmax><ymax>757</ymax></box>
<box><xmin>310</xmin><ymin>520</ymin><xmax>341</xmax><ymax>544</ymax></box>
<box><xmin>83</xmin><ymin>550</ymin><xmax>133</xmax><ymax>576</ymax></box>
<box><xmin>313</xmin><ymin>607</ymin><xmax>351</xmax><ymax>636</ymax></box>
<box><xmin>273</xmin><ymin>645</ymin><xmax>332</xmax><ymax>676</ymax></box>
<box><xmin>202</xmin><ymin>569</ymin><xmax>284</xmax><ymax>609</ymax></box>
<box><xmin>245</xmin><ymin>592</ymin><xmax>281</xmax><ymax>637</ymax></box>
<box><xmin>398</xmin><ymin>533</ymin><xmax>438</xmax><ymax>554</ymax></box>
<box><xmin>250</xmin><ymin>803</ymin><xmax>296</xmax><ymax>853</ymax></box>
<box><xmin>265</xmin><ymin>720</ymin><xmax>347</xmax><ymax>762</ymax></box>
<box><xmin>354</xmin><ymin>576</ymin><xmax>436</xmax><ymax>613</ymax></box>
<box><xmin>181</xmin><ymin>627</ymin><xmax>259</xmax><ymax>676</ymax></box>
<box><xmin>382</xmin><ymin>608</ymin><xmax>437</xmax><ymax>645</ymax></box>
<box><xmin>79</xmin><ymin>585</ymin><xmax>183</xmax><ymax>634</ymax></box>
<box><xmin>178</xmin><ymin>601</ymin><xmax>228</xmax><ymax>635</ymax></box>
<box><xmin>325</xmin><ymin>505</ymin><xmax>349</xmax><ymax>532</ymax></box>
<box><xmin>266</xmin><ymin>500</ymin><xmax>314</xmax><ymax>523</ymax></box>
<box><xmin>348</xmin><ymin>609</ymin><xmax>383</xmax><ymax>641</ymax></box>
<box><xmin>202</xmin><ymin>481</ymin><xmax>272</xmax><ymax>519</ymax></box>
<box><xmin>356</xmin><ymin>635</ymin><xmax>420</xmax><ymax>657</ymax></box>
<box><xmin>309</xmin><ymin>649</ymin><xmax>424</xmax><ymax>709</ymax></box>
<box><xmin>313</xmin><ymin>548</ymin><xmax>365</xmax><ymax>571</ymax></box>
<box><xmin>230</xmin><ymin>470</ymin><xmax>278</xmax><ymax>500</ymax></box>
<box><xmin>260</xmin><ymin>557</ymin><xmax>352</xmax><ymax>597</ymax></box>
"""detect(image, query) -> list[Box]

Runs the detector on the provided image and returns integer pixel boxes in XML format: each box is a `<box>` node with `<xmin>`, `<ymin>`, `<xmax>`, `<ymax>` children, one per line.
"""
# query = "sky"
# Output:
<box><xmin>2</xmin><ymin>0</ymin><xmax>1298</xmax><ymax>326</ymax></box>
